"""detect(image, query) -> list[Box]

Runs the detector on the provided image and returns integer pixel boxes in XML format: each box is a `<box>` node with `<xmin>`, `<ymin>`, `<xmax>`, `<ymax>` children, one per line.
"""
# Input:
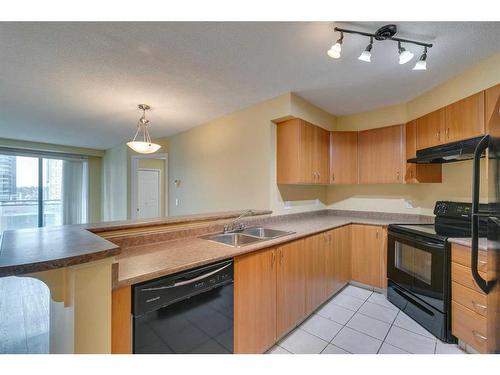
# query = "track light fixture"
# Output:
<box><xmin>358</xmin><ymin>37</ymin><xmax>373</xmax><ymax>62</ymax></box>
<box><xmin>413</xmin><ymin>47</ymin><xmax>428</xmax><ymax>70</ymax></box>
<box><xmin>328</xmin><ymin>24</ymin><xmax>433</xmax><ymax>70</ymax></box>
<box><xmin>327</xmin><ymin>32</ymin><xmax>343</xmax><ymax>59</ymax></box>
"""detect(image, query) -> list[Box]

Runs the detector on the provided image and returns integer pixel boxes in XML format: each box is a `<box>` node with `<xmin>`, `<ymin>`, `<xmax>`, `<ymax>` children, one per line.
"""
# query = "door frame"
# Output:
<box><xmin>131</xmin><ymin>153</ymin><xmax>168</xmax><ymax>219</ymax></box>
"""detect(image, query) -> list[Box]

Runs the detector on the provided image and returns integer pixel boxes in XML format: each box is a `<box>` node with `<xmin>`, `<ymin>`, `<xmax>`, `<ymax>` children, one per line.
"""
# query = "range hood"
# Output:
<box><xmin>408</xmin><ymin>136</ymin><xmax>486</xmax><ymax>164</ymax></box>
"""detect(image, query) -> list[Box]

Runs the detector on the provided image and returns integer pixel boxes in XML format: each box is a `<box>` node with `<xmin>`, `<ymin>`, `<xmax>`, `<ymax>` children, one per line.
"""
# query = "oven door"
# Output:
<box><xmin>387</xmin><ymin>230</ymin><xmax>447</xmax><ymax>311</ymax></box>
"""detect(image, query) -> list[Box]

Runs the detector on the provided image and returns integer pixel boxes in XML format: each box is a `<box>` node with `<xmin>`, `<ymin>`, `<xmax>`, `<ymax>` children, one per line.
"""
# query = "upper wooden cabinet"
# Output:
<box><xmin>405</xmin><ymin>120</ymin><xmax>442</xmax><ymax>183</ymax></box>
<box><xmin>234</xmin><ymin>248</ymin><xmax>277</xmax><ymax>354</ymax></box>
<box><xmin>416</xmin><ymin>108</ymin><xmax>445</xmax><ymax>150</ymax></box>
<box><xmin>416</xmin><ymin>92</ymin><xmax>485</xmax><ymax>151</ymax></box>
<box><xmin>444</xmin><ymin>91</ymin><xmax>485</xmax><ymax>143</ymax></box>
<box><xmin>330</xmin><ymin>131</ymin><xmax>358</xmax><ymax>184</ymax></box>
<box><xmin>358</xmin><ymin>124</ymin><xmax>404</xmax><ymax>184</ymax></box>
<box><xmin>277</xmin><ymin>118</ymin><xmax>329</xmax><ymax>184</ymax></box>
<box><xmin>276</xmin><ymin>240</ymin><xmax>306</xmax><ymax>339</ymax></box>
<box><xmin>485</xmin><ymin>83</ymin><xmax>500</xmax><ymax>137</ymax></box>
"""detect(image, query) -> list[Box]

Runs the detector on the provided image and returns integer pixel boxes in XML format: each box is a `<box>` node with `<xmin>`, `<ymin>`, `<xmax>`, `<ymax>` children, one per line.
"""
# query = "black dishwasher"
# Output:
<box><xmin>133</xmin><ymin>260</ymin><xmax>233</xmax><ymax>354</ymax></box>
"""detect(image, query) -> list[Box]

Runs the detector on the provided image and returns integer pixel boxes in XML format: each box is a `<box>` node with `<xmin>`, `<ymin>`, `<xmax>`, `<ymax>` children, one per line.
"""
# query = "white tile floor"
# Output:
<box><xmin>269</xmin><ymin>285</ymin><xmax>466</xmax><ymax>354</ymax></box>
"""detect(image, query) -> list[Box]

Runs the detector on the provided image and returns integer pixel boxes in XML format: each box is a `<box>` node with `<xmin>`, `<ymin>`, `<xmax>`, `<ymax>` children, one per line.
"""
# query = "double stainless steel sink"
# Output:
<box><xmin>200</xmin><ymin>227</ymin><xmax>294</xmax><ymax>248</ymax></box>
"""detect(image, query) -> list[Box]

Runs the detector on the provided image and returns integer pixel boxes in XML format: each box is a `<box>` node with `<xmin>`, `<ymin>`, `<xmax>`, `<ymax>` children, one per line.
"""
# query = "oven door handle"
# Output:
<box><xmin>471</xmin><ymin>135</ymin><xmax>493</xmax><ymax>295</ymax></box>
<box><xmin>389</xmin><ymin>231</ymin><xmax>445</xmax><ymax>250</ymax></box>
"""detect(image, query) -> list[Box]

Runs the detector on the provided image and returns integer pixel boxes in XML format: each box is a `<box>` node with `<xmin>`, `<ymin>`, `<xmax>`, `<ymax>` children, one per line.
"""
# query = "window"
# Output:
<box><xmin>0</xmin><ymin>150</ymin><xmax>88</xmax><ymax>232</ymax></box>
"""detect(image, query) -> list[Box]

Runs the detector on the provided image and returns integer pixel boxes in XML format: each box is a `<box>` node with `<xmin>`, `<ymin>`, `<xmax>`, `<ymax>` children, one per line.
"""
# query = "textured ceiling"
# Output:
<box><xmin>0</xmin><ymin>22</ymin><xmax>499</xmax><ymax>150</ymax></box>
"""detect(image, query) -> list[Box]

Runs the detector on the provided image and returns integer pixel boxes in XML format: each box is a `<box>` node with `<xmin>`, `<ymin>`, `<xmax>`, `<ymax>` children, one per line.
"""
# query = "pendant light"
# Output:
<box><xmin>126</xmin><ymin>104</ymin><xmax>161</xmax><ymax>154</ymax></box>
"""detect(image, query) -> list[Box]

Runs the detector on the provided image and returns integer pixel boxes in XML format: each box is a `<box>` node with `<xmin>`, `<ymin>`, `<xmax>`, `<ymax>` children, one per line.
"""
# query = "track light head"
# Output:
<box><xmin>398</xmin><ymin>41</ymin><xmax>414</xmax><ymax>65</ymax></box>
<box><xmin>328</xmin><ymin>32</ymin><xmax>343</xmax><ymax>59</ymax></box>
<box><xmin>358</xmin><ymin>37</ymin><xmax>373</xmax><ymax>63</ymax></box>
<box><xmin>413</xmin><ymin>47</ymin><xmax>428</xmax><ymax>71</ymax></box>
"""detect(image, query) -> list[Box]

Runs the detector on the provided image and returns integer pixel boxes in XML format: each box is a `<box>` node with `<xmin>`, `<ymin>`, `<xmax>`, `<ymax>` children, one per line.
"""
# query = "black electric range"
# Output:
<box><xmin>386</xmin><ymin>201</ymin><xmax>488</xmax><ymax>343</ymax></box>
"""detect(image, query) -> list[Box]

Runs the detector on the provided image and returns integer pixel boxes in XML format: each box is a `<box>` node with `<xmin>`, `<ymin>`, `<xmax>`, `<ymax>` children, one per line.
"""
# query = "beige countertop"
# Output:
<box><xmin>114</xmin><ymin>212</ymin><xmax>432</xmax><ymax>288</ymax></box>
<box><xmin>0</xmin><ymin>209</ymin><xmax>271</xmax><ymax>277</ymax></box>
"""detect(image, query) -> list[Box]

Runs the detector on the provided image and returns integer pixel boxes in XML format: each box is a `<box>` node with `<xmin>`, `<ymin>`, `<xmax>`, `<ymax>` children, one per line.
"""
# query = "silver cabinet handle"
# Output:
<box><xmin>472</xmin><ymin>301</ymin><xmax>487</xmax><ymax>311</ymax></box>
<box><xmin>280</xmin><ymin>249</ymin><xmax>284</xmax><ymax>265</ymax></box>
<box><xmin>271</xmin><ymin>252</ymin><xmax>275</xmax><ymax>268</ymax></box>
<box><xmin>479</xmin><ymin>260</ymin><xmax>487</xmax><ymax>271</ymax></box>
<box><xmin>472</xmin><ymin>330</ymin><xmax>487</xmax><ymax>341</ymax></box>
<box><xmin>140</xmin><ymin>263</ymin><xmax>231</xmax><ymax>291</ymax></box>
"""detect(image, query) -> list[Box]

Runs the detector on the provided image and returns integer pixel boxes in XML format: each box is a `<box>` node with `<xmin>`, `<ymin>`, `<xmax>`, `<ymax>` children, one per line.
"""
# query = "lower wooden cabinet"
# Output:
<box><xmin>304</xmin><ymin>233</ymin><xmax>328</xmax><ymax>314</ymax></box>
<box><xmin>234</xmin><ymin>247</ymin><xmax>277</xmax><ymax>354</ymax></box>
<box><xmin>450</xmin><ymin>243</ymin><xmax>499</xmax><ymax>353</ymax></box>
<box><xmin>350</xmin><ymin>225</ymin><xmax>386</xmax><ymax>288</ymax></box>
<box><xmin>330</xmin><ymin>225</ymin><xmax>352</xmax><ymax>288</ymax></box>
<box><xmin>233</xmin><ymin>224</ymin><xmax>387</xmax><ymax>353</ymax></box>
<box><xmin>276</xmin><ymin>240</ymin><xmax>306</xmax><ymax>339</ymax></box>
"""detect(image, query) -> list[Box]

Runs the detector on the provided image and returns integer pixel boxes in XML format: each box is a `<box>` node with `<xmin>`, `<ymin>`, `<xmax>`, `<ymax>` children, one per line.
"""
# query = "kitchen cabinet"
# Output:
<box><xmin>416</xmin><ymin>108</ymin><xmax>445</xmax><ymax>150</ymax></box>
<box><xmin>450</xmin><ymin>243</ymin><xmax>498</xmax><ymax>353</ymax></box>
<box><xmin>404</xmin><ymin>120</ymin><xmax>442</xmax><ymax>183</ymax></box>
<box><xmin>276</xmin><ymin>239</ymin><xmax>306</xmax><ymax>339</ymax></box>
<box><xmin>326</xmin><ymin>225</ymin><xmax>351</xmax><ymax>296</ymax></box>
<box><xmin>234</xmin><ymin>248</ymin><xmax>277</xmax><ymax>353</ymax></box>
<box><xmin>415</xmin><ymin>92</ymin><xmax>485</xmax><ymax>151</ymax></box>
<box><xmin>277</xmin><ymin>118</ymin><xmax>329</xmax><ymax>184</ymax></box>
<box><xmin>351</xmin><ymin>225</ymin><xmax>386</xmax><ymax>288</ymax></box>
<box><xmin>358</xmin><ymin>124</ymin><xmax>404</xmax><ymax>184</ymax></box>
<box><xmin>304</xmin><ymin>233</ymin><xmax>328</xmax><ymax>314</ymax></box>
<box><xmin>330</xmin><ymin>131</ymin><xmax>358</xmax><ymax>184</ymax></box>
<box><xmin>485</xmin><ymin>83</ymin><xmax>500</xmax><ymax>136</ymax></box>
<box><xmin>112</xmin><ymin>286</ymin><xmax>132</xmax><ymax>354</ymax></box>
<box><xmin>445</xmin><ymin>91</ymin><xmax>485</xmax><ymax>143</ymax></box>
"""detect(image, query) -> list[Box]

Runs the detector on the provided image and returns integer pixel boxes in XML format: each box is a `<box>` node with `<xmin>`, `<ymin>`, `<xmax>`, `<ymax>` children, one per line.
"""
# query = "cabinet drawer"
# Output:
<box><xmin>451</xmin><ymin>262</ymin><xmax>488</xmax><ymax>294</ymax></box>
<box><xmin>451</xmin><ymin>244</ymin><xmax>487</xmax><ymax>272</ymax></box>
<box><xmin>452</xmin><ymin>281</ymin><xmax>487</xmax><ymax>317</ymax></box>
<box><xmin>452</xmin><ymin>301</ymin><xmax>488</xmax><ymax>353</ymax></box>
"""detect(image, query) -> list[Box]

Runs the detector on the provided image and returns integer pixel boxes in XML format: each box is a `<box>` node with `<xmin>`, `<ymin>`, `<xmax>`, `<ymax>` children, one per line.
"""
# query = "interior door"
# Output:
<box><xmin>137</xmin><ymin>169</ymin><xmax>160</xmax><ymax>219</ymax></box>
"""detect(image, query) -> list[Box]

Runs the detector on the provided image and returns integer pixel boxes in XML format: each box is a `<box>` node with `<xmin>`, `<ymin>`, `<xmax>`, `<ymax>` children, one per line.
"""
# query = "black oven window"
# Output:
<box><xmin>395</xmin><ymin>242</ymin><xmax>432</xmax><ymax>285</ymax></box>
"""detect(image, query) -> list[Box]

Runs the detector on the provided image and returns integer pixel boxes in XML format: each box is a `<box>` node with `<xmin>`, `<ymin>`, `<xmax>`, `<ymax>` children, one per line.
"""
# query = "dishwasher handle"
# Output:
<box><xmin>140</xmin><ymin>263</ymin><xmax>232</xmax><ymax>291</ymax></box>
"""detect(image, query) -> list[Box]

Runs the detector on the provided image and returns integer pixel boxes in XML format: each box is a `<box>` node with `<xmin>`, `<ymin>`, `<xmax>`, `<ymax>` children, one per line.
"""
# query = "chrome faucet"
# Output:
<box><xmin>223</xmin><ymin>210</ymin><xmax>255</xmax><ymax>233</ymax></box>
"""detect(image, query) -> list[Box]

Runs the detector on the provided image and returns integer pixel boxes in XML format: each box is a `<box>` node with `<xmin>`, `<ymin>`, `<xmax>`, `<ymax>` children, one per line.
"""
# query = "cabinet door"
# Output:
<box><xmin>313</xmin><ymin>126</ymin><xmax>330</xmax><ymax>184</ymax></box>
<box><xmin>358</xmin><ymin>124</ymin><xmax>404</xmax><ymax>184</ymax></box>
<box><xmin>234</xmin><ymin>248</ymin><xmax>277</xmax><ymax>353</ymax></box>
<box><xmin>416</xmin><ymin>108</ymin><xmax>445</xmax><ymax>150</ymax></box>
<box><xmin>333</xmin><ymin>225</ymin><xmax>352</xmax><ymax>286</ymax></box>
<box><xmin>276</xmin><ymin>240</ymin><xmax>306</xmax><ymax>338</ymax></box>
<box><xmin>351</xmin><ymin>225</ymin><xmax>385</xmax><ymax>288</ymax></box>
<box><xmin>405</xmin><ymin>121</ymin><xmax>442</xmax><ymax>184</ymax></box>
<box><xmin>485</xmin><ymin>84</ymin><xmax>500</xmax><ymax>137</ymax></box>
<box><xmin>299</xmin><ymin>120</ymin><xmax>316</xmax><ymax>183</ymax></box>
<box><xmin>330</xmin><ymin>131</ymin><xmax>358</xmax><ymax>184</ymax></box>
<box><xmin>304</xmin><ymin>233</ymin><xmax>327</xmax><ymax>314</ymax></box>
<box><xmin>445</xmin><ymin>91</ymin><xmax>485</xmax><ymax>142</ymax></box>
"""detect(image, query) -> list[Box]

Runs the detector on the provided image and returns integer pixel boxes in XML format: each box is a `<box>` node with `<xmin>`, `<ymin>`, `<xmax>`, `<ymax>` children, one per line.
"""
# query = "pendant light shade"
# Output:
<box><xmin>127</xmin><ymin>104</ymin><xmax>161</xmax><ymax>154</ymax></box>
<box><xmin>327</xmin><ymin>32</ymin><xmax>343</xmax><ymax>59</ymax></box>
<box><xmin>413</xmin><ymin>47</ymin><xmax>428</xmax><ymax>70</ymax></box>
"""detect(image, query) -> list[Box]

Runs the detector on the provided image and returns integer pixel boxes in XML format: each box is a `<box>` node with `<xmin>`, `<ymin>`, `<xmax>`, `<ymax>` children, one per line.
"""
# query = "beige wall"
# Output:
<box><xmin>165</xmin><ymin>93</ymin><xmax>336</xmax><ymax>216</ymax></box>
<box><xmin>329</xmin><ymin>52</ymin><xmax>500</xmax><ymax>215</ymax></box>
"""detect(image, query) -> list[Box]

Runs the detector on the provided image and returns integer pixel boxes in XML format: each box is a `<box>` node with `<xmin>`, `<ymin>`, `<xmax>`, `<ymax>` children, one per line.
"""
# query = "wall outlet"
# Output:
<box><xmin>284</xmin><ymin>201</ymin><xmax>292</xmax><ymax>209</ymax></box>
<box><xmin>175</xmin><ymin>199</ymin><xmax>180</xmax><ymax>206</ymax></box>
<box><xmin>404</xmin><ymin>199</ymin><xmax>414</xmax><ymax>209</ymax></box>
